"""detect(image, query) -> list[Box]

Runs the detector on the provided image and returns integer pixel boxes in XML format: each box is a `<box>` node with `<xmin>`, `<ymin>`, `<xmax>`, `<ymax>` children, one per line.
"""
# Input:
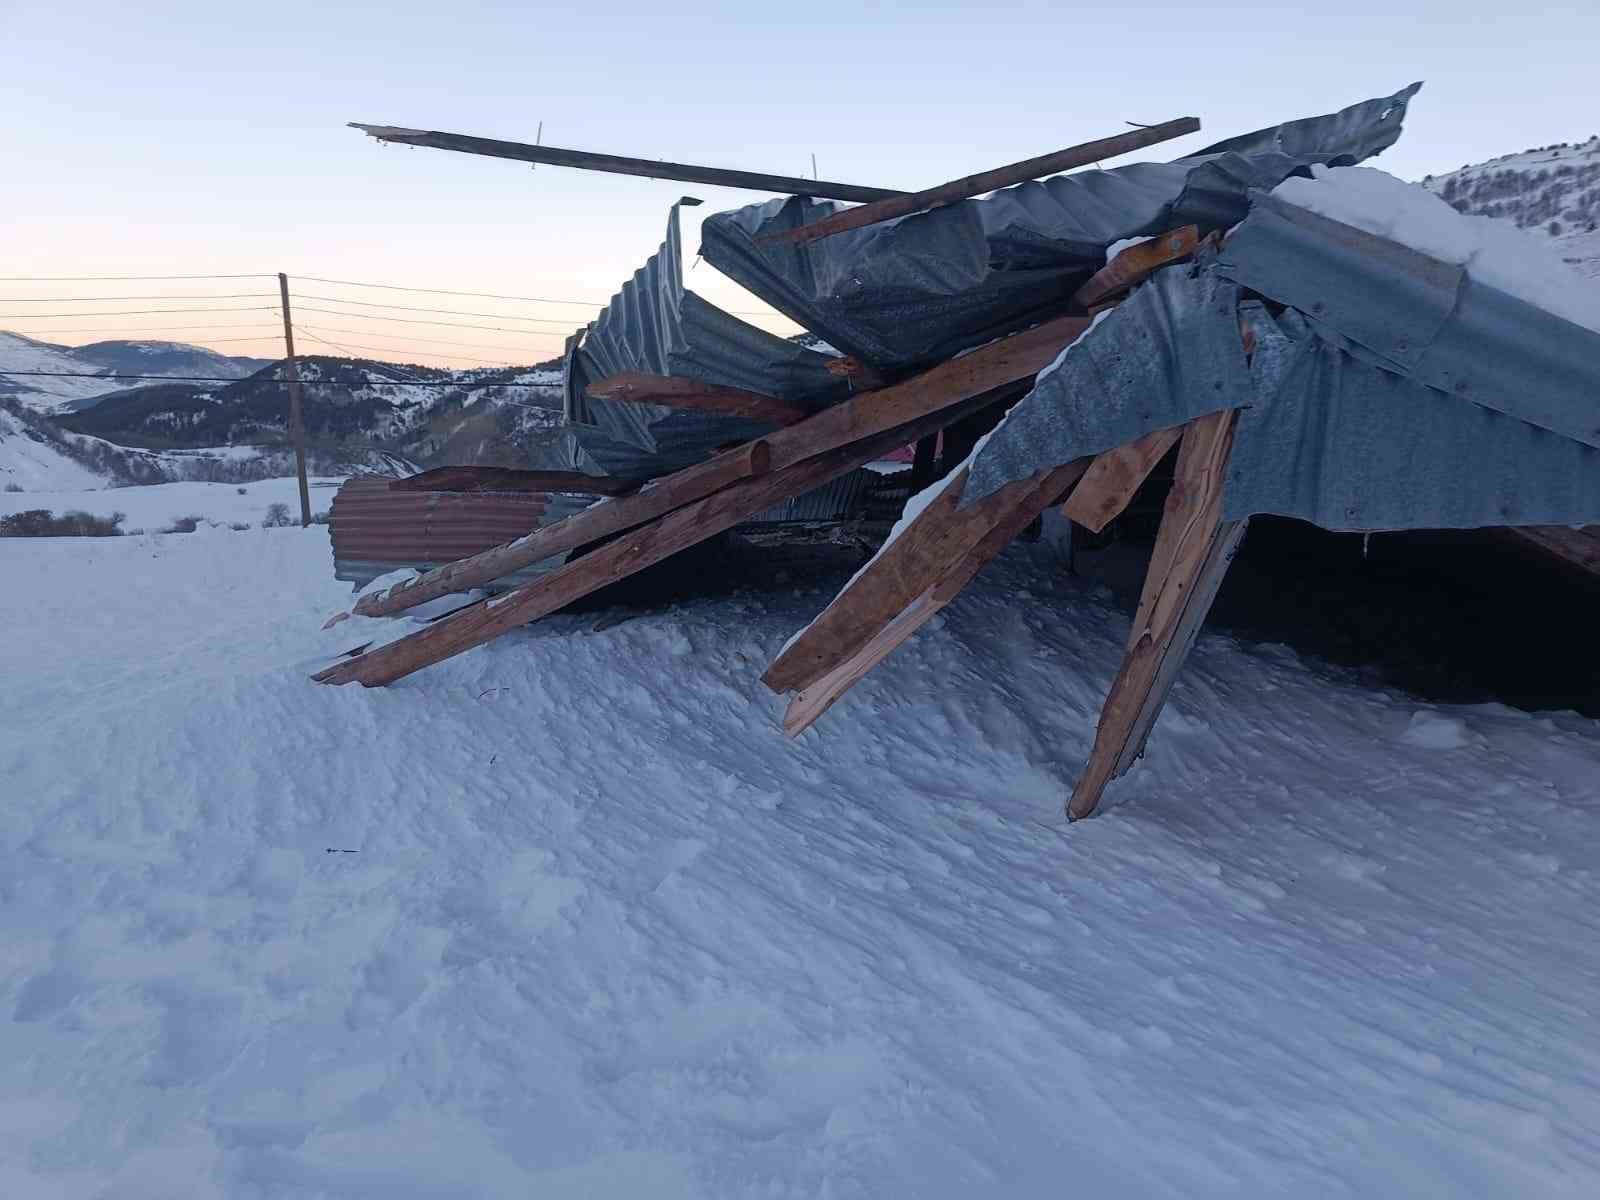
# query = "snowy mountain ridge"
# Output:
<box><xmin>1421</xmin><ymin>135</ymin><xmax>1600</xmax><ymax>279</ymax></box>
<box><xmin>0</xmin><ymin>331</ymin><xmax>272</xmax><ymax>413</ymax></box>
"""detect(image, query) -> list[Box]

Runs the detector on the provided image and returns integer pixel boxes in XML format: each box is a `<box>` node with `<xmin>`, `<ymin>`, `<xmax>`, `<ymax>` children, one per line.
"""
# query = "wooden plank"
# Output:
<box><xmin>1113</xmin><ymin>519</ymin><xmax>1247</xmax><ymax>777</ymax></box>
<box><xmin>1071</xmin><ymin>226</ymin><xmax>1200</xmax><ymax>309</ymax></box>
<box><xmin>782</xmin><ymin>459</ymin><xmax>1090</xmax><ymax>735</ymax></box>
<box><xmin>1495</xmin><ymin>525</ymin><xmax>1600</xmax><ymax>581</ymax></box>
<box><xmin>1068</xmin><ymin>410</ymin><xmax>1238</xmax><ymax>820</ymax></box>
<box><xmin>389</xmin><ymin>466</ymin><xmax>640</xmax><ymax>496</ymax></box>
<box><xmin>760</xmin><ymin>119</ymin><xmax>1201</xmax><ymax>247</ymax></box>
<box><xmin>313</xmin><ymin>390</ymin><xmax>1003</xmax><ymax>688</ymax></box>
<box><xmin>587</xmin><ymin>372</ymin><xmax>809</xmax><ymax>426</ymax></box>
<box><xmin>1059</xmin><ymin>425</ymin><xmax>1184</xmax><ymax>533</ymax></box>
<box><xmin>349</xmin><ymin>123</ymin><xmax>904</xmax><ymax>204</ymax></box>
<box><xmin>340</xmin><ymin>314</ymin><xmax>1091</xmax><ymax>622</ymax></box>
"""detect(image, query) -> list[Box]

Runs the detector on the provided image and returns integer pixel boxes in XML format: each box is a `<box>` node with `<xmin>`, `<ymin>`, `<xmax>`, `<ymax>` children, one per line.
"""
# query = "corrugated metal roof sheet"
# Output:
<box><xmin>699</xmin><ymin>85</ymin><xmax>1422</xmax><ymax>371</ymax></box>
<box><xmin>562</xmin><ymin>201</ymin><xmax>850</xmax><ymax>481</ymax></box>
<box><xmin>959</xmin><ymin>194</ymin><xmax>1600</xmax><ymax>533</ymax></box>
<box><xmin>329</xmin><ymin>478</ymin><xmax>595</xmax><ymax>589</ymax></box>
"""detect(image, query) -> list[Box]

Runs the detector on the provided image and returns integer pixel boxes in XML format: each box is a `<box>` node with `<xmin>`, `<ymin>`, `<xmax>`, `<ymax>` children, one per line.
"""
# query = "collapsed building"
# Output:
<box><xmin>321</xmin><ymin>83</ymin><xmax>1600</xmax><ymax>818</ymax></box>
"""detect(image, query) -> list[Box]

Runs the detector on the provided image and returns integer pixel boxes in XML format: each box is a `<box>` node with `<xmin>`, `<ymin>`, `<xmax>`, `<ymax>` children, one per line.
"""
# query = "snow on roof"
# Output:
<box><xmin>1274</xmin><ymin>166</ymin><xmax>1600</xmax><ymax>336</ymax></box>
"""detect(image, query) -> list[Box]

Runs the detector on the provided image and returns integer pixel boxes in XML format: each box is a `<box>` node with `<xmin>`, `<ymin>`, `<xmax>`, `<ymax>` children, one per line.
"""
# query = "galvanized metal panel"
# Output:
<box><xmin>563</xmin><ymin>201</ymin><xmax>850</xmax><ymax>481</ymax></box>
<box><xmin>701</xmin><ymin>85</ymin><xmax>1422</xmax><ymax>371</ymax></box>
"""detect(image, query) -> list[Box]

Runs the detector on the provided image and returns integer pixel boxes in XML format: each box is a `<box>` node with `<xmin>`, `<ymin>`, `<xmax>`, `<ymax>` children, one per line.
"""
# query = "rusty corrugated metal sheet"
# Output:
<box><xmin>330</xmin><ymin>477</ymin><xmax>598</xmax><ymax>589</ymax></box>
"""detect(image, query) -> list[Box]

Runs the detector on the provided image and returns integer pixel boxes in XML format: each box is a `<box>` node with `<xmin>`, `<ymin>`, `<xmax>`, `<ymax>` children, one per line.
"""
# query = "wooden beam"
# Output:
<box><xmin>349</xmin><ymin>123</ymin><xmax>904</xmax><ymax>204</ymax></box>
<box><xmin>782</xmin><ymin>459</ymin><xmax>1090</xmax><ymax>734</ymax></box>
<box><xmin>1068</xmin><ymin>410</ymin><xmax>1238</xmax><ymax>820</ymax></box>
<box><xmin>313</xmin><ymin>389</ymin><xmax>1003</xmax><ymax>688</ymax></box>
<box><xmin>1495</xmin><ymin>525</ymin><xmax>1600</xmax><ymax>582</ymax></box>
<box><xmin>389</xmin><ymin>466</ymin><xmax>641</xmax><ymax>496</ymax></box>
<box><xmin>587</xmin><ymin>372</ymin><xmax>809</xmax><ymax>427</ymax></box>
<box><xmin>340</xmin><ymin>314</ymin><xmax>1091</xmax><ymax>622</ymax></box>
<box><xmin>1072</xmin><ymin>226</ymin><xmax>1200</xmax><ymax>309</ymax></box>
<box><xmin>1059</xmin><ymin>425</ymin><xmax>1184</xmax><ymax>533</ymax></box>
<box><xmin>760</xmin><ymin>119</ymin><xmax>1200</xmax><ymax>248</ymax></box>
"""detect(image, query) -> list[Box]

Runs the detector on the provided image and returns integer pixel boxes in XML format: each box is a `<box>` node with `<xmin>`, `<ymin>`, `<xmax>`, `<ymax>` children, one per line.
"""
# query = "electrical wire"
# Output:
<box><xmin>295</xmin><ymin>322</ymin><xmax>549</xmax><ymax>353</ymax></box>
<box><xmin>0</xmin><ymin>306</ymin><xmax>278</xmax><ymax>318</ymax></box>
<box><xmin>294</xmin><ymin>273</ymin><xmax>782</xmax><ymax>319</ymax></box>
<box><xmin>0</xmin><ymin>273</ymin><xmax>275</xmax><ymax>281</ymax></box>
<box><xmin>293</xmin><ymin>293</ymin><xmax>586</xmax><ymax>326</ymax></box>
<box><xmin>290</xmin><ymin>306</ymin><xmax>570</xmax><ymax>337</ymax></box>
<box><xmin>297</xmin><ymin>327</ymin><xmax>523</xmax><ymax>368</ymax></box>
<box><xmin>0</xmin><ymin>293</ymin><xmax>276</xmax><ymax>303</ymax></box>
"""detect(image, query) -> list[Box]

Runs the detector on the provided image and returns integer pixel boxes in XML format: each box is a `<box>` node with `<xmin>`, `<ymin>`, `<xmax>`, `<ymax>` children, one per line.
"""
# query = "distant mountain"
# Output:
<box><xmin>0</xmin><ymin>332</ymin><xmax>271</xmax><ymax>413</ymax></box>
<box><xmin>1421</xmin><ymin>136</ymin><xmax>1600</xmax><ymax>279</ymax></box>
<box><xmin>49</xmin><ymin>353</ymin><xmax>566</xmax><ymax>480</ymax></box>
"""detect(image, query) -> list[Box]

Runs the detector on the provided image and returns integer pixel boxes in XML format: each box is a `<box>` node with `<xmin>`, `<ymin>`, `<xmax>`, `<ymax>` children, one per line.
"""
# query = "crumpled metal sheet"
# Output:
<box><xmin>562</xmin><ymin>200</ymin><xmax>849</xmax><ymax>479</ymax></box>
<box><xmin>1217</xmin><ymin>192</ymin><xmax>1600</xmax><ymax>450</ymax></box>
<box><xmin>700</xmin><ymin>85</ymin><xmax>1422</xmax><ymax>371</ymax></box>
<box><xmin>961</xmin><ymin>264</ymin><xmax>1250</xmax><ymax>507</ymax></box>
<box><xmin>1225</xmin><ymin>306</ymin><xmax>1600</xmax><ymax>530</ymax></box>
<box><xmin>959</xmin><ymin>200</ymin><xmax>1600</xmax><ymax>533</ymax></box>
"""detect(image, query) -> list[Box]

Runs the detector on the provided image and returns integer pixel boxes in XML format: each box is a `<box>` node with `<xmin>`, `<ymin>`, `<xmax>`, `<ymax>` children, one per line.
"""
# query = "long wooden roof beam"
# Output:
<box><xmin>759</xmin><ymin>117</ymin><xmax>1201</xmax><ymax>248</ymax></box>
<box><xmin>349</xmin><ymin>123</ymin><xmax>905</xmax><ymax>204</ymax></box>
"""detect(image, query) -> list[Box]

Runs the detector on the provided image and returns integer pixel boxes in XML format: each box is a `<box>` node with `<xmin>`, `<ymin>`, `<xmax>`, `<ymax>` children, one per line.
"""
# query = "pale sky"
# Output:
<box><xmin>5</xmin><ymin>0</ymin><xmax>1597</xmax><ymax>367</ymax></box>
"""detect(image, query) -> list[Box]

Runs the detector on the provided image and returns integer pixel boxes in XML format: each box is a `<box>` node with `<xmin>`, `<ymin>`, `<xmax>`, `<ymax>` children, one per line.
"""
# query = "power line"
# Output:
<box><xmin>297</xmin><ymin>326</ymin><xmax>523</xmax><ymax>367</ymax></box>
<box><xmin>294</xmin><ymin>293</ymin><xmax>582</xmax><ymax>327</ymax></box>
<box><xmin>291</xmin><ymin>306</ymin><xmax>570</xmax><ymax>337</ymax></box>
<box><xmin>296</xmin><ymin>322</ymin><xmax>549</xmax><ymax>353</ymax></box>
<box><xmin>0</xmin><ymin>305</ymin><xmax>278</xmax><ymax>318</ymax></box>
<box><xmin>0</xmin><ymin>273</ymin><xmax>275</xmax><ymax>281</ymax></box>
<box><xmin>3</xmin><ymin>323</ymin><xmax>283</xmax><ymax>335</ymax></box>
<box><xmin>294</xmin><ymin>273</ymin><xmax>782</xmax><ymax>319</ymax></box>
<box><xmin>0</xmin><ymin>293</ymin><xmax>276</xmax><ymax>303</ymax></box>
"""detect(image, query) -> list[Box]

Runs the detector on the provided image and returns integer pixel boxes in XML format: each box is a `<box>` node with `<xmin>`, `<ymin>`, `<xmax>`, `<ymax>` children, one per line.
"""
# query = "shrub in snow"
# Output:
<box><xmin>0</xmin><ymin>509</ymin><xmax>125</xmax><ymax>537</ymax></box>
<box><xmin>236</xmin><ymin>486</ymin><xmax>248</xmax><ymax>495</ymax></box>
<box><xmin>3</xmin><ymin>482</ymin><xmax>23</xmax><ymax>493</ymax></box>
<box><xmin>262</xmin><ymin>502</ymin><xmax>293</xmax><ymax>528</ymax></box>
<box><xmin>161</xmin><ymin>515</ymin><xmax>206</xmax><ymax>535</ymax></box>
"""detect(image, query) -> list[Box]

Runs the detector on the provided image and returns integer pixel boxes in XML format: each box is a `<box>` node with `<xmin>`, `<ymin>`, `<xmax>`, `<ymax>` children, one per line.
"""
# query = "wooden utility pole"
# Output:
<box><xmin>277</xmin><ymin>273</ymin><xmax>312</xmax><ymax>528</ymax></box>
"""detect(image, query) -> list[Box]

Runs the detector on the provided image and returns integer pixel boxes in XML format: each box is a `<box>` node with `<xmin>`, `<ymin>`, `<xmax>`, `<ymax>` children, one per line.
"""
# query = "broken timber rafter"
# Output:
<box><xmin>336</xmin><ymin>314</ymin><xmax>1091</xmax><ymax>623</ymax></box>
<box><xmin>349</xmin><ymin>123</ymin><xmax>904</xmax><ymax>204</ymax></box>
<box><xmin>313</xmin><ymin>389</ymin><xmax>1006</xmax><ymax>688</ymax></box>
<box><xmin>1059</xmin><ymin>425</ymin><xmax>1184</xmax><ymax>533</ymax></box>
<box><xmin>781</xmin><ymin>459</ymin><xmax>1091</xmax><ymax>735</ymax></box>
<box><xmin>1072</xmin><ymin>226</ymin><xmax>1200</xmax><ymax>309</ymax></box>
<box><xmin>587</xmin><ymin>372</ymin><xmax>809</xmax><ymax>427</ymax></box>
<box><xmin>1068</xmin><ymin>409</ymin><xmax>1239</xmax><ymax>820</ymax></box>
<box><xmin>761</xmin><ymin>120</ymin><xmax>1200</xmax><ymax>248</ymax></box>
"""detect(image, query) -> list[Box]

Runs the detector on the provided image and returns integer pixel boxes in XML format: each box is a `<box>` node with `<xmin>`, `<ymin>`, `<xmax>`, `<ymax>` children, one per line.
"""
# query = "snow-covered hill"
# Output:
<box><xmin>1422</xmin><ymin>136</ymin><xmax>1600</xmax><ymax>278</ymax></box>
<box><xmin>0</xmin><ymin>331</ymin><xmax>270</xmax><ymax>413</ymax></box>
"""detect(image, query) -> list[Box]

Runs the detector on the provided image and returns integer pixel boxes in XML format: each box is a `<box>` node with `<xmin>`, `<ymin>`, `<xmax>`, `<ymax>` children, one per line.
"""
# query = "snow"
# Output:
<box><xmin>1274</xmin><ymin>166</ymin><xmax>1600</xmax><ymax>334</ymax></box>
<box><xmin>0</xmin><ymin>475</ymin><xmax>345</xmax><ymax>530</ymax></box>
<box><xmin>0</xmin><ymin>408</ymin><xmax>106</xmax><ymax>492</ymax></box>
<box><xmin>4</xmin><ymin>484</ymin><xmax>1600</xmax><ymax>1196</ymax></box>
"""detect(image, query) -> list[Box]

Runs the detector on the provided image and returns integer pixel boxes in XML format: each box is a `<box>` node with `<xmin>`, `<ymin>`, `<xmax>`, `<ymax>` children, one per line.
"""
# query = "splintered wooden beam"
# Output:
<box><xmin>782</xmin><ymin>459</ymin><xmax>1091</xmax><ymax>735</ymax></box>
<box><xmin>761</xmin><ymin>119</ymin><xmax>1200</xmax><ymax>248</ymax></box>
<box><xmin>1073</xmin><ymin>226</ymin><xmax>1200</xmax><ymax>309</ymax></box>
<box><xmin>313</xmin><ymin>390</ymin><xmax>1001</xmax><ymax>688</ymax></box>
<box><xmin>349</xmin><ymin>123</ymin><xmax>904</xmax><ymax>204</ymax></box>
<box><xmin>1068</xmin><ymin>409</ymin><xmax>1239</xmax><ymax>820</ymax></box>
<box><xmin>339</xmin><ymin>314</ymin><xmax>1091</xmax><ymax>622</ymax></box>
<box><xmin>389</xmin><ymin>466</ymin><xmax>641</xmax><ymax>496</ymax></box>
<box><xmin>1059</xmin><ymin>425</ymin><xmax>1185</xmax><ymax>533</ymax></box>
<box><xmin>587</xmin><ymin>372</ymin><xmax>809</xmax><ymax>427</ymax></box>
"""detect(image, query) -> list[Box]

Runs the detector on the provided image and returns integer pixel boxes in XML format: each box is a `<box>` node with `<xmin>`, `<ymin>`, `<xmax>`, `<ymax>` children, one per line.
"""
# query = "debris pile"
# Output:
<box><xmin>321</xmin><ymin>82</ymin><xmax>1600</xmax><ymax>817</ymax></box>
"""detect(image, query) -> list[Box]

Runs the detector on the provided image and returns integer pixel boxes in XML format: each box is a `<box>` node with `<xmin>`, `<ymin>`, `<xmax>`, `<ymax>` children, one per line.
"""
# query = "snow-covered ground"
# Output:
<box><xmin>0</xmin><ymin>475</ymin><xmax>345</xmax><ymax>530</ymax></box>
<box><xmin>3</xmin><ymin>484</ymin><xmax>1599</xmax><ymax>1197</ymax></box>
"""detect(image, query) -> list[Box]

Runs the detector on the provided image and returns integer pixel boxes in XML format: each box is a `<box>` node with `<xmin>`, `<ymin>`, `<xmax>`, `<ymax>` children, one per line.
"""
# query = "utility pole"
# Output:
<box><xmin>277</xmin><ymin>273</ymin><xmax>312</xmax><ymax>527</ymax></box>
